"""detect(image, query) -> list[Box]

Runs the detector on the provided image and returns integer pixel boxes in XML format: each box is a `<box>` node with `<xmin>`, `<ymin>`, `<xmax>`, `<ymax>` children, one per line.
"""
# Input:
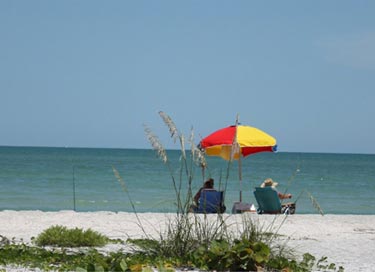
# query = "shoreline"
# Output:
<box><xmin>1</xmin><ymin>211</ymin><xmax>374</xmax><ymax>271</ymax></box>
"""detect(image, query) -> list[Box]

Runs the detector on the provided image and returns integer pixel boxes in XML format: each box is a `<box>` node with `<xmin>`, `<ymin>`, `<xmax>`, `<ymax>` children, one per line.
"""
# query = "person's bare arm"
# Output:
<box><xmin>278</xmin><ymin>192</ymin><xmax>292</xmax><ymax>199</ymax></box>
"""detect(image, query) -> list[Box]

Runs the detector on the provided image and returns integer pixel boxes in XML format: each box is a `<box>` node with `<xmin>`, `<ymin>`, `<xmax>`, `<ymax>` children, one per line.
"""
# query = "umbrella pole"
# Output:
<box><xmin>239</xmin><ymin>155</ymin><xmax>242</xmax><ymax>202</ymax></box>
<box><xmin>234</xmin><ymin>114</ymin><xmax>243</xmax><ymax>202</ymax></box>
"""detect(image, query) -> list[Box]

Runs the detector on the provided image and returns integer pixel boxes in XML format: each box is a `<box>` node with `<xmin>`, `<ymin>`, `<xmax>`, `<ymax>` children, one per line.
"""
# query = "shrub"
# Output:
<box><xmin>34</xmin><ymin>225</ymin><xmax>109</xmax><ymax>247</ymax></box>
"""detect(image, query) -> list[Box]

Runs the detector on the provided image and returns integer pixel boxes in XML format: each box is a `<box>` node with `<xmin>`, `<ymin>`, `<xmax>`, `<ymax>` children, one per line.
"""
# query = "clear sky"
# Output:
<box><xmin>1</xmin><ymin>1</ymin><xmax>374</xmax><ymax>154</ymax></box>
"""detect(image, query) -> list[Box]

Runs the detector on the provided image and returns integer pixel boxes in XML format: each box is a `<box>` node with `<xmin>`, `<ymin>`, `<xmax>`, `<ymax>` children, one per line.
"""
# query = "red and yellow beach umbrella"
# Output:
<box><xmin>200</xmin><ymin>125</ymin><xmax>277</xmax><ymax>161</ymax></box>
<box><xmin>199</xmin><ymin>122</ymin><xmax>277</xmax><ymax>202</ymax></box>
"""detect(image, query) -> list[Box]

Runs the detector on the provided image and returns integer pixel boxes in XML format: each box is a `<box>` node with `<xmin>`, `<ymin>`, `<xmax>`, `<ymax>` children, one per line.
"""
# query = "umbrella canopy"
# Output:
<box><xmin>200</xmin><ymin>125</ymin><xmax>277</xmax><ymax>161</ymax></box>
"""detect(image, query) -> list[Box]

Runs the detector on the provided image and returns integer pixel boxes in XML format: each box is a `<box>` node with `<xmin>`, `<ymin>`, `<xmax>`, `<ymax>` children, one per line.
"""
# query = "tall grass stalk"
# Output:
<box><xmin>193</xmin><ymin>214</ymin><xmax>228</xmax><ymax>245</ymax></box>
<box><xmin>155</xmin><ymin>214</ymin><xmax>229</xmax><ymax>263</ymax></box>
<box><xmin>112</xmin><ymin>166</ymin><xmax>148</xmax><ymax>237</ymax></box>
<box><xmin>159</xmin><ymin>111</ymin><xmax>186</xmax><ymax>211</ymax></box>
<box><xmin>159</xmin><ymin>111</ymin><xmax>197</xmax><ymax>214</ymax></box>
<box><xmin>306</xmin><ymin>190</ymin><xmax>324</xmax><ymax>216</ymax></box>
<box><xmin>158</xmin><ymin>110</ymin><xmax>179</xmax><ymax>144</ymax></box>
<box><xmin>146</xmin><ymin>111</ymin><xmax>206</xmax><ymax>215</ymax></box>
<box><xmin>281</xmin><ymin>162</ymin><xmax>324</xmax><ymax>215</ymax></box>
<box><xmin>190</xmin><ymin>132</ymin><xmax>206</xmax><ymax>182</ymax></box>
<box><xmin>237</xmin><ymin>214</ymin><xmax>286</xmax><ymax>251</ymax></box>
<box><xmin>281</xmin><ymin>164</ymin><xmax>301</xmax><ymax>197</ymax></box>
<box><xmin>238</xmin><ymin>215</ymin><xmax>271</xmax><ymax>244</ymax></box>
<box><xmin>144</xmin><ymin>124</ymin><xmax>182</xmax><ymax>212</ymax></box>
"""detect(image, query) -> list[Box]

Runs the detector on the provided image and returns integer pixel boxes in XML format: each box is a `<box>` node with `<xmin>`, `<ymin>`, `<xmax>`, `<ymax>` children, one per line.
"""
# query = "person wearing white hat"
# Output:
<box><xmin>260</xmin><ymin>178</ymin><xmax>292</xmax><ymax>200</ymax></box>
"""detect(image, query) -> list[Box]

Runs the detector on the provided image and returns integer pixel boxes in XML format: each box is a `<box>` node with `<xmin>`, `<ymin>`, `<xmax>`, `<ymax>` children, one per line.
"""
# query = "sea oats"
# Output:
<box><xmin>193</xmin><ymin>144</ymin><xmax>207</xmax><ymax>169</ymax></box>
<box><xmin>112</xmin><ymin>166</ymin><xmax>148</xmax><ymax>236</ymax></box>
<box><xmin>180</xmin><ymin>134</ymin><xmax>186</xmax><ymax>160</ymax></box>
<box><xmin>159</xmin><ymin>111</ymin><xmax>179</xmax><ymax>143</ymax></box>
<box><xmin>144</xmin><ymin>124</ymin><xmax>168</xmax><ymax>163</ymax></box>
<box><xmin>112</xmin><ymin>166</ymin><xmax>127</xmax><ymax>192</ymax></box>
<box><xmin>306</xmin><ymin>191</ymin><xmax>324</xmax><ymax>216</ymax></box>
<box><xmin>189</xmin><ymin>127</ymin><xmax>207</xmax><ymax>169</ymax></box>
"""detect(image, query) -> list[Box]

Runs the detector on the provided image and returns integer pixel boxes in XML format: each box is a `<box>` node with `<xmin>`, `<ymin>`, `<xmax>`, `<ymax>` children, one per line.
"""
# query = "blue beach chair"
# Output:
<box><xmin>253</xmin><ymin>187</ymin><xmax>295</xmax><ymax>215</ymax></box>
<box><xmin>194</xmin><ymin>189</ymin><xmax>226</xmax><ymax>214</ymax></box>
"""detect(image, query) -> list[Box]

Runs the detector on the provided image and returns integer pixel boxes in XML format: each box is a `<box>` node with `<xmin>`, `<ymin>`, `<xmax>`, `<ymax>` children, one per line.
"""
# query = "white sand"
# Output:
<box><xmin>1</xmin><ymin>211</ymin><xmax>374</xmax><ymax>271</ymax></box>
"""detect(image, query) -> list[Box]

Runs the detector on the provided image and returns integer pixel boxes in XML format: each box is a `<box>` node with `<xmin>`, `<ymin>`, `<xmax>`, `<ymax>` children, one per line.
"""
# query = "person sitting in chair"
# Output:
<box><xmin>190</xmin><ymin>178</ymin><xmax>226</xmax><ymax>213</ymax></box>
<box><xmin>261</xmin><ymin>178</ymin><xmax>292</xmax><ymax>199</ymax></box>
<box><xmin>193</xmin><ymin>178</ymin><xmax>215</xmax><ymax>206</ymax></box>
<box><xmin>260</xmin><ymin>178</ymin><xmax>295</xmax><ymax>214</ymax></box>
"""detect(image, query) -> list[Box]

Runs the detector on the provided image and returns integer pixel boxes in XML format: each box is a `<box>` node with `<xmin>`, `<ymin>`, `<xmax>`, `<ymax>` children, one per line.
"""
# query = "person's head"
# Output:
<box><xmin>204</xmin><ymin>178</ymin><xmax>214</xmax><ymax>188</ymax></box>
<box><xmin>260</xmin><ymin>178</ymin><xmax>278</xmax><ymax>188</ymax></box>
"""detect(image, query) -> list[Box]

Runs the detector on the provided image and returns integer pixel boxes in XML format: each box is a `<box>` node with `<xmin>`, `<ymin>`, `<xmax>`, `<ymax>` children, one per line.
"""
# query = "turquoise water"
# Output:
<box><xmin>0</xmin><ymin>146</ymin><xmax>374</xmax><ymax>214</ymax></box>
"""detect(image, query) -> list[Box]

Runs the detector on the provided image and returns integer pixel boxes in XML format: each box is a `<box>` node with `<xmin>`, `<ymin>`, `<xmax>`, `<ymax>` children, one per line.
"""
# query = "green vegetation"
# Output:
<box><xmin>0</xmin><ymin>242</ymin><xmax>155</xmax><ymax>272</ymax></box>
<box><xmin>34</xmin><ymin>225</ymin><xmax>109</xmax><ymax>247</ymax></box>
<box><xmin>0</xmin><ymin>231</ymin><xmax>344</xmax><ymax>272</ymax></box>
<box><xmin>0</xmin><ymin>243</ymin><xmax>103</xmax><ymax>271</ymax></box>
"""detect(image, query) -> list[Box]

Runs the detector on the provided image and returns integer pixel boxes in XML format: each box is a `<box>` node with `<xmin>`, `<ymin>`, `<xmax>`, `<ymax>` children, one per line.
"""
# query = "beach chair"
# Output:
<box><xmin>194</xmin><ymin>189</ymin><xmax>226</xmax><ymax>214</ymax></box>
<box><xmin>253</xmin><ymin>187</ymin><xmax>295</xmax><ymax>215</ymax></box>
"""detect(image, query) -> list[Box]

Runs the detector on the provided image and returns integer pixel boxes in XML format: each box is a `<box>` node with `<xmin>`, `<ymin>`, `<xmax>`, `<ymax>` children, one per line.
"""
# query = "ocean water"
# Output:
<box><xmin>0</xmin><ymin>146</ymin><xmax>374</xmax><ymax>214</ymax></box>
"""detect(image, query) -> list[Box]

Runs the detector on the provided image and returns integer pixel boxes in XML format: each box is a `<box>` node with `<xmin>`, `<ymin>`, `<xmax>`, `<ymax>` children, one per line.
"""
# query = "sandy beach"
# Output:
<box><xmin>1</xmin><ymin>211</ymin><xmax>374</xmax><ymax>271</ymax></box>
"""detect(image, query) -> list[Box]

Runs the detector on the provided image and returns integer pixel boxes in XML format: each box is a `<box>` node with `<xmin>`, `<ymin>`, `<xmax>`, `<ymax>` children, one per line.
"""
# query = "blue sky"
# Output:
<box><xmin>1</xmin><ymin>1</ymin><xmax>374</xmax><ymax>154</ymax></box>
